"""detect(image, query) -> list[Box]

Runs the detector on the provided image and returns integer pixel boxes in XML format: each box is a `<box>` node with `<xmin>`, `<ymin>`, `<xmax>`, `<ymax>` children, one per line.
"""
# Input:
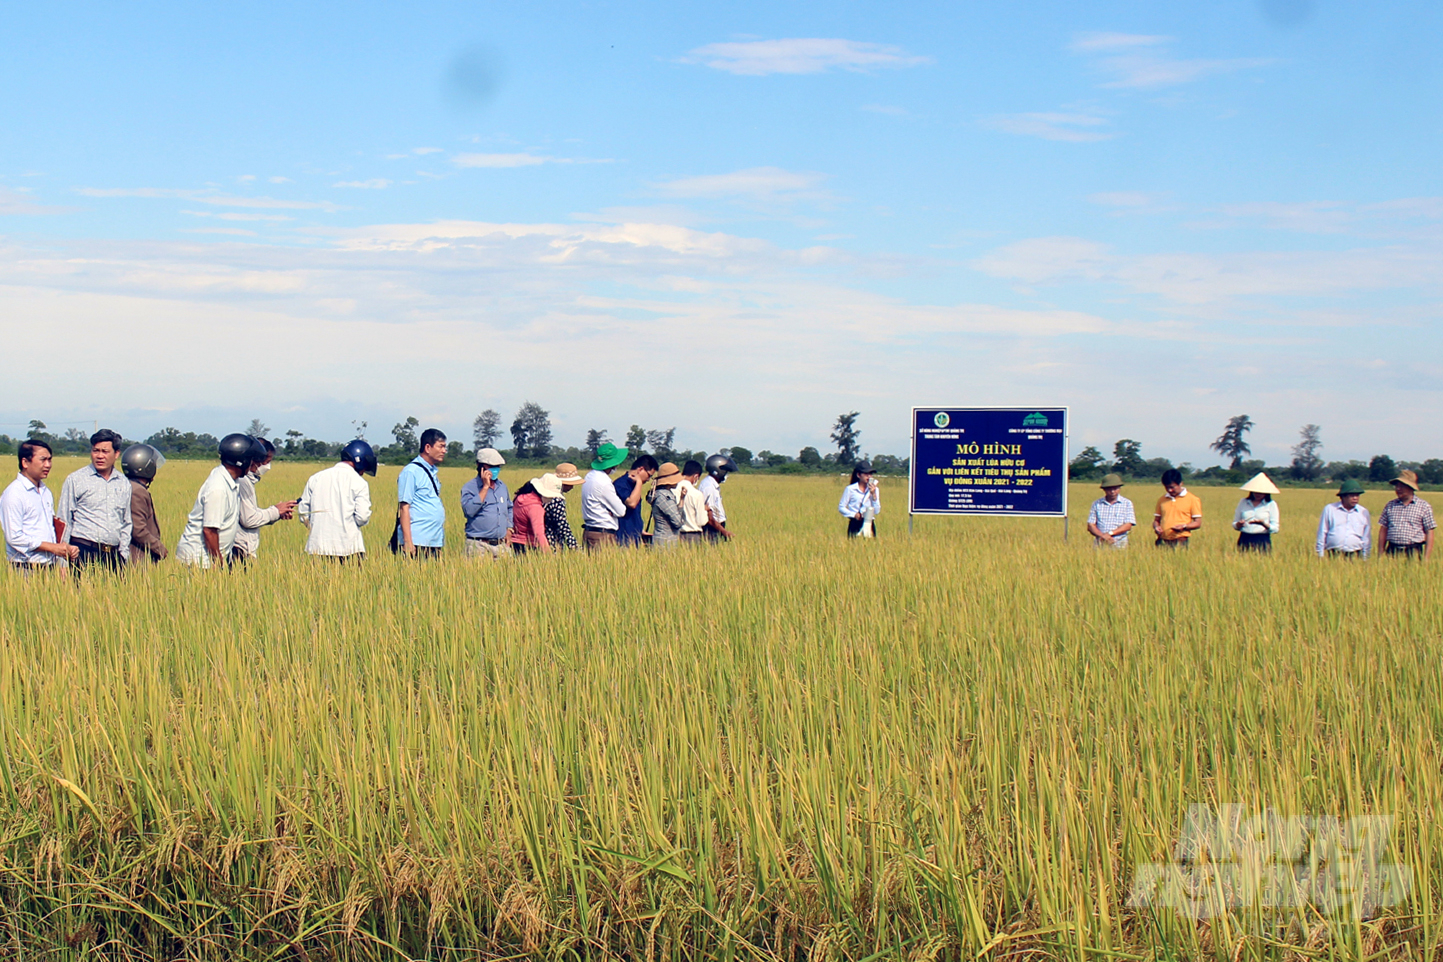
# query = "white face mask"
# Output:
<box><xmin>257</xmin><ymin>463</ymin><xmax>272</xmax><ymax>478</ymax></box>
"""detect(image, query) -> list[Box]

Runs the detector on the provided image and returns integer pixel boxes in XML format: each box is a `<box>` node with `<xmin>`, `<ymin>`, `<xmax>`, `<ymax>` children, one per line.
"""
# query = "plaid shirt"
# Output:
<box><xmin>1379</xmin><ymin>497</ymin><xmax>1436</xmax><ymax>545</ymax></box>
<box><xmin>1088</xmin><ymin>495</ymin><xmax>1136</xmax><ymax>546</ymax></box>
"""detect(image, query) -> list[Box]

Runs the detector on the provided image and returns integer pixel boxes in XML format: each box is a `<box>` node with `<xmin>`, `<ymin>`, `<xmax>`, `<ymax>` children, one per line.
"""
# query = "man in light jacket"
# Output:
<box><xmin>298</xmin><ymin>440</ymin><xmax>376</xmax><ymax>561</ymax></box>
<box><xmin>234</xmin><ymin>437</ymin><xmax>297</xmax><ymax>562</ymax></box>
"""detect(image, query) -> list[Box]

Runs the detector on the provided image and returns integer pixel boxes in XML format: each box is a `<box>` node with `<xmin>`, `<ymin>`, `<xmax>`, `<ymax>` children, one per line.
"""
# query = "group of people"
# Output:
<box><xmin>1085</xmin><ymin>468</ymin><xmax>1436</xmax><ymax>558</ymax></box>
<box><xmin>0</xmin><ymin>428</ymin><xmax>742</xmax><ymax>571</ymax></box>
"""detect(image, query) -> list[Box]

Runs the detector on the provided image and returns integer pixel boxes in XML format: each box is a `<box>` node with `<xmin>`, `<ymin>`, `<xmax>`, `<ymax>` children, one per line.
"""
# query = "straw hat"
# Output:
<box><xmin>1390</xmin><ymin>469</ymin><xmax>1420</xmax><ymax>491</ymax></box>
<box><xmin>653</xmin><ymin>462</ymin><xmax>682</xmax><ymax>487</ymax></box>
<box><xmin>554</xmin><ymin>462</ymin><xmax>582</xmax><ymax>487</ymax></box>
<box><xmin>532</xmin><ymin>474</ymin><xmax>564</xmax><ymax>500</ymax></box>
<box><xmin>1239</xmin><ymin>472</ymin><xmax>1280</xmax><ymax>495</ymax></box>
<box><xmin>1098</xmin><ymin>473</ymin><xmax>1124</xmax><ymax>489</ymax></box>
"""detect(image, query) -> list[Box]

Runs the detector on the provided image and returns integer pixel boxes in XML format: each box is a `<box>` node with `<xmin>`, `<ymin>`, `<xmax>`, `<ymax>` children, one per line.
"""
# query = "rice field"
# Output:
<box><xmin>1</xmin><ymin>457</ymin><xmax>1440</xmax><ymax>960</ymax></box>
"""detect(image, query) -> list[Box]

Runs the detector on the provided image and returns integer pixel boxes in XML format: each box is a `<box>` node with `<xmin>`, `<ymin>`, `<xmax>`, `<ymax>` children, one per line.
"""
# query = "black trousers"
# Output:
<box><xmin>1237</xmin><ymin>532</ymin><xmax>1272</xmax><ymax>552</ymax></box>
<box><xmin>71</xmin><ymin>539</ymin><xmax>125</xmax><ymax>575</ymax></box>
<box><xmin>1385</xmin><ymin>542</ymin><xmax>1427</xmax><ymax>558</ymax></box>
<box><xmin>847</xmin><ymin>517</ymin><xmax>878</xmax><ymax>538</ymax></box>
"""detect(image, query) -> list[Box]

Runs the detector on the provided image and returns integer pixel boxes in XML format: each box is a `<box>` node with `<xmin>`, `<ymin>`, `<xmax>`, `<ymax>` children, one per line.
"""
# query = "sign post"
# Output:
<box><xmin>909</xmin><ymin>407</ymin><xmax>1069</xmax><ymax>530</ymax></box>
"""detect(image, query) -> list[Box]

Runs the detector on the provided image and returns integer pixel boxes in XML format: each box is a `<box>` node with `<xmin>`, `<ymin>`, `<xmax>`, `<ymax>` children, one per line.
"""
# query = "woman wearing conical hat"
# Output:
<box><xmin>1233</xmin><ymin>472</ymin><xmax>1280</xmax><ymax>552</ymax></box>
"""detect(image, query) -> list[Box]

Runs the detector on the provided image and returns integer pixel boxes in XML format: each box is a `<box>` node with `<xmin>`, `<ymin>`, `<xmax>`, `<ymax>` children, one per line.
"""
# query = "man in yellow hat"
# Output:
<box><xmin>1086</xmin><ymin>473</ymin><xmax>1135</xmax><ymax>548</ymax></box>
<box><xmin>1233</xmin><ymin>472</ymin><xmax>1281</xmax><ymax>552</ymax></box>
<box><xmin>1378</xmin><ymin>469</ymin><xmax>1434</xmax><ymax>559</ymax></box>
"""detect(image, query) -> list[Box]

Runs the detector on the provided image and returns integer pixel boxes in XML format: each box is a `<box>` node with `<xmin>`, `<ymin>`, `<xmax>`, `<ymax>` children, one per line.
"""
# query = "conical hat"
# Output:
<box><xmin>1239</xmin><ymin>472</ymin><xmax>1280</xmax><ymax>495</ymax></box>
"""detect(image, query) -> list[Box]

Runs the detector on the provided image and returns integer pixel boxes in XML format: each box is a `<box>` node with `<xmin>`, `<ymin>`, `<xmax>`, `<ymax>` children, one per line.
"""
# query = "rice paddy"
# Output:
<box><xmin>1</xmin><ymin>458</ymin><xmax>1439</xmax><ymax>960</ymax></box>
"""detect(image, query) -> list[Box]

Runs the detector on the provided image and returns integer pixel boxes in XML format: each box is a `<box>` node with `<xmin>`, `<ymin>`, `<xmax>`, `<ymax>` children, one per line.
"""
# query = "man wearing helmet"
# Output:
<box><xmin>121</xmin><ymin>443</ymin><xmax>168</xmax><ymax>562</ymax></box>
<box><xmin>298</xmin><ymin>439</ymin><xmax>376</xmax><ymax>561</ymax></box>
<box><xmin>175</xmin><ymin>433</ymin><xmax>252</xmax><ymax>568</ymax></box>
<box><xmin>699</xmin><ymin>454</ymin><xmax>737</xmax><ymax>541</ymax></box>
<box><xmin>233</xmin><ymin>437</ymin><xmax>297</xmax><ymax>562</ymax></box>
<box><xmin>57</xmin><ymin>428</ymin><xmax>133</xmax><ymax>573</ymax></box>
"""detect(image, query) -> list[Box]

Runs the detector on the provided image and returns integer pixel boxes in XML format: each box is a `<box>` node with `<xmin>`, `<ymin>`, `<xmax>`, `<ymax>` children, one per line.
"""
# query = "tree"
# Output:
<box><xmin>1112</xmin><ymin>439</ymin><xmax>1144</xmax><ymax>476</ymax></box>
<box><xmin>584</xmin><ymin>429</ymin><xmax>610</xmax><ymax>460</ymax></box>
<box><xmin>1369</xmin><ymin>454</ymin><xmax>1397</xmax><ymax>483</ymax></box>
<box><xmin>391</xmin><ymin>416</ymin><xmax>420</xmax><ymax>454</ymax></box>
<box><xmin>473</xmin><ymin>409</ymin><xmax>501</xmax><ymax>449</ymax></box>
<box><xmin>646</xmin><ymin>427</ymin><xmax>677</xmax><ymax>460</ymax></box>
<box><xmin>351</xmin><ymin>419</ymin><xmax>368</xmax><ymax>441</ymax></box>
<box><xmin>246</xmin><ymin>418</ymin><xmax>269</xmax><ymax>438</ymax></box>
<box><xmin>729</xmin><ymin>445</ymin><xmax>753</xmax><ymax>468</ymax></box>
<box><xmin>1069</xmin><ymin>446</ymin><xmax>1106</xmax><ymax>479</ymax></box>
<box><xmin>830</xmin><ymin>412</ymin><xmax>861</xmax><ymax>467</ymax></box>
<box><xmin>625</xmin><ymin>424</ymin><xmax>647</xmax><ymax>457</ymax></box>
<box><xmin>1290</xmin><ymin>424</ymin><xmax>1323</xmax><ymax>481</ymax></box>
<box><xmin>798</xmin><ymin>446</ymin><xmax>823</xmax><ymax>468</ymax></box>
<box><xmin>510</xmin><ymin>401</ymin><xmax>552</xmax><ymax>459</ymax></box>
<box><xmin>26</xmin><ymin>420</ymin><xmax>49</xmax><ymax>440</ymax></box>
<box><xmin>285</xmin><ymin>429</ymin><xmax>303</xmax><ymax>455</ymax></box>
<box><xmin>757</xmin><ymin>450</ymin><xmax>790</xmax><ymax>468</ymax></box>
<box><xmin>63</xmin><ymin>427</ymin><xmax>87</xmax><ymax>443</ymax></box>
<box><xmin>1420</xmin><ymin>459</ymin><xmax>1443</xmax><ymax>485</ymax></box>
<box><xmin>1209</xmin><ymin>414</ymin><xmax>1254</xmax><ymax>469</ymax></box>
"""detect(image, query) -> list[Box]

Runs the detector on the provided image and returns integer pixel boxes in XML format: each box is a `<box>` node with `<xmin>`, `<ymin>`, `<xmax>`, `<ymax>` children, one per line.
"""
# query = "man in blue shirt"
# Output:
<box><xmin>461</xmin><ymin>447</ymin><xmax>512</xmax><ymax>560</ymax></box>
<box><xmin>397</xmin><ymin>428</ymin><xmax>447</xmax><ymax>557</ymax></box>
<box><xmin>612</xmin><ymin>454</ymin><xmax>658</xmax><ymax>547</ymax></box>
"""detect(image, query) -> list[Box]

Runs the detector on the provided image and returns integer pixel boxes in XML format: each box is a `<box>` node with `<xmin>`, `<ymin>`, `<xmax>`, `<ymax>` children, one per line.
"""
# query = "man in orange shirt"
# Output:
<box><xmin>1153</xmin><ymin>468</ymin><xmax>1203</xmax><ymax>548</ymax></box>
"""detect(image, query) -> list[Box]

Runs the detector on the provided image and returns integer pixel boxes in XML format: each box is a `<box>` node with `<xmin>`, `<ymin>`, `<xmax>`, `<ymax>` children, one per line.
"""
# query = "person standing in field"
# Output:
<box><xmin>396</xmin><ymin>428</ymin><xmax>447</xmax><ymax>557</ymax></box>
<box><xmin>543</xmin><ymin>462</ymin><xmax>582</xmax><ymax>551</ymax></box>
<box><xmin>1086</xmin><ymin>473</ymin><xmax>1135</xmax><ymax>548</ymax></box>
<box><xmin>675</xmin><ymin>460</ymin><xmax>710</xmax><ymax>545</ymax></box>
<box><xmin>510</xmin><ymin>473</ymin><xmax>563</xmax><ymax>555</ymax></box>
<box><xmin>580</xmin><ymin>441</ymin><xmax>629</xmax><ymax>550</ymax></box>
<box><xmin>298</xmin><ymin>440</ymin><xmax>375</xmax><ymax>562</ymax></box>
<box><xmin>122</xmin><ymin>443</ymin><xmax>168</xmax><ymax>562</ymax></box>
<box><xmin>647</xmin><ymin>462</ymin><xmax>685</xmax><ymax>548</ymax></box>
<box><xmin>613</xmin><ymin>454</ymin><xmax>658</xmax><ymax>547</ymax></box>
<box><xmin>838</xmin><ymin>460</ymin><xmax>881</xmax><ymax>538</ymax></box>
<box><xmin>699</xmin><ymin>454</ymin><xmax>737</xmax><ymax>542</ymax></box>
<box><xmin>1378</xmin><ymin>469</ymin><xmax>1434</xmax><ymax>559</ymax></box>
<box><xmin>1316</xmin><ymin>478</ymin><xmax>1371</xmax><ymax>558</ymax></box>
<box><xmin>1152</xmin><ymin>468</ymin><xmax>1202</xmax><ymax>549</ymax></box>
<box><xmin>57</xmin><ymin>428</ymin><xmax>132</xmax><ymax>574</ymax></box>
<box><xmin>234</xmin><ymin>437</ymin><xmax>297</xmax><ymax>562</ymax></box>
<box><xmin>462</xmin><ymin>448</ymin><xmax>512</xmax><ymax>560</ymax></box>
<box><xmin>175</xmin><ymin>433</ymin><xmax>252</xmax><ymax>568</ymax></box>
<box><xmin>1232</xmin><ymin>473</ymin><xmax>1281</xmax><ymax>552</ymax></box>
<box><xmin>1</xmin><ymin>439</ymin><xmax>78</xmax><ymax>572</ymax></box>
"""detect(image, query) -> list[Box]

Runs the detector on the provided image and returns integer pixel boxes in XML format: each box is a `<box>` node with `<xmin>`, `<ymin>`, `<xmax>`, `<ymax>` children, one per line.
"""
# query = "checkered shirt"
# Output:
<box><xmin>1088</xmin><ymin>496</ymin><xmax>1136</xmax><ymax>546</ymax></box>
<box><xmin>1379</xmin><ymin>497</ymin><xmax>1436</xmax><ymax>545</ymax></box>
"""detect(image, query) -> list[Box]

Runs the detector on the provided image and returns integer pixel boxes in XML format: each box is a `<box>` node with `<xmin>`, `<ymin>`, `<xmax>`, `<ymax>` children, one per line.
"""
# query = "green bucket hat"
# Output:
<box><xmin>1099</xmin><ymin>473</ymin><xmax>1124</xmax><ymax>489</ymax></box>
<box><xmin>590</xmin><ymin>441</ymin><xmax>629</xmax><ymax>472</ymax></box>
<box><xmin>1337</xmin><ymin>479</ymin><xmax>1366</xmax><ymax>496</ymax></box>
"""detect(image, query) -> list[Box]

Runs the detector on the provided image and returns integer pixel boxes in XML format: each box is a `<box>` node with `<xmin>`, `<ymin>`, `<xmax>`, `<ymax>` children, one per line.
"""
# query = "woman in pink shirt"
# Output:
<box><xmin>510</xmin><ymin>474</ymin><xmax>563</xmax><ymax>554</ymax></box>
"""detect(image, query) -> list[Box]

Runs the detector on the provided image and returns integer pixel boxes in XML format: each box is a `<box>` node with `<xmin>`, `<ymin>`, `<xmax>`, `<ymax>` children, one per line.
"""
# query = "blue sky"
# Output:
<box><xmin>2</xmin><ymin>0</ymin><xmax>1440</xmax><ymax>466</ymax></box>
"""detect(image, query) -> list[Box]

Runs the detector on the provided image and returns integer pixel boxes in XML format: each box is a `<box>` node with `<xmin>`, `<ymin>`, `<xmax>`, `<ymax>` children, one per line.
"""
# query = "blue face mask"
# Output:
<box><xmin>490</xmin><ymin>466</ymin><xmax>500</xmax><ymax>480</ymax></box>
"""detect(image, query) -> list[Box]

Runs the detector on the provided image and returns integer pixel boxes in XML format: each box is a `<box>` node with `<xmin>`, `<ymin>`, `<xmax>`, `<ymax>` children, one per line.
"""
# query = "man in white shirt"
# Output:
<box><xmin>698</xmin><ymin>454</ymin><xmax>737</xmax><ymax>541</ymax></box>
<box><xmin>676</xmin><ymin>460</ymin><xmax>710</xmax><ymax>545</ymax></box>
<box><xmin>175</xmin><ymin>434</ymin><xmax>252</xmax><ymax>568</ymax></box>
<box><xmin>1</xmin><ymin>439</ymin><xmax>79</xmax><ymax>570</ymax></box>
<box><xmin>234</xmin><ymin>437</ymin><xmax>297</xmax><ymax>561</ymax></box>
<box><xmin>57</xmin><ymin>427</ymin><xmax>132</xmax><ymax>573</ymax></box>
<box><xmin>298</xmin><ymin>440</ymin><xmax>375</xmax><ymax>560</ymax></box>
<box><xmin>1317</xmin><ymin>478</ymin><xmax>1371</xmax><ymax>558</ymax></box>
<box><xmin>580</xmin><ymin>441</ymin><xmax>629</xmax><ymax>550</ymax></box>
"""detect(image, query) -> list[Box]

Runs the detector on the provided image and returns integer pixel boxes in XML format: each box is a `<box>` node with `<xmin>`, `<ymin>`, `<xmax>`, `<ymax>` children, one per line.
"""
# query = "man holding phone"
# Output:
<box><xmin>461</xmin><ymin>447</ymin><xmax>512</xmax><ymax>560</ymax></box>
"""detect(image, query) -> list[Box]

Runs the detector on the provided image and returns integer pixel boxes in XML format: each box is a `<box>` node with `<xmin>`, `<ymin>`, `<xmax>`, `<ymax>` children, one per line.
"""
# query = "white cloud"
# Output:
<box><xmin>0</xmin><ymin>187</ymin><xmax>73</xmax><ymax>215</ymax></box>
<box><xmin>1071</xmin><ymin>32</ymin><xmax>1271</xmax><ymax>89</ymax></box>
<box><xmin>1070</xmin><ymin>33</ymin><xmax>1171</xmax><ymax>52</ymax></box>
<box><xmin>1088</xmin><ymin>191</ymin><xmax>1176</xmax><ymax>215</ymax></box>
<box><xmin>179</xmin><ymin>227</ymin><xmax>257</xmax><ymax>236</ymax></box>
<box><xmin>181</xmin><ymin>210</ymin><xmax>294</xmax><ymax>222</ymax></box>
<box><xmin>984</xmin><ymin>112</ymin><xmax>1112</xmax><ymax>142</ymax></box>
<box><xmin>269</xmin><ymin>176</ymin><xmax>292</xmax><ymax>184</ymax></box>
<box><xmin>861</xmin><ymin>104</ymin><xmax>909</xmax><ymax>116</ymax></box>
<box><xmin>238</xmin><ymin>174</ymin><xmax>257</xmax><ymax>183</ymax></box>
<box><xmin>412</xmin><ymin>147</ymin><xmax>443</xmax><ymax>155</ymax></box>
<box><xmin>74</xmin><ymin>187</ymin><xmax>339</xmax><ymax>211</ymax></box>
<box><xmin>450</xmin><ymin>152</ymin><xmax>611</xmax><ymax>168</ymax></box>
<box><xmin>653</xmin><ymin>167</ymin><xmax>830</xmax><ymax>201</ymax></box>
<box><xmin>680</xmin><ymin>38</ymin><xmax>931</xmax><ymax>76</ymax></box>
<box><xmin>332</xmin><ymin>178</ymin><xmax>392</xmax><ymax>189</ymax></box>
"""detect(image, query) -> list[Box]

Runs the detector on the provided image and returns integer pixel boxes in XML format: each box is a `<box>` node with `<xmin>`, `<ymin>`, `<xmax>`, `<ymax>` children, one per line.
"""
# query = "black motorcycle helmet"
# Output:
<box><xmin>705</xmin><ymin>453</ymin><xmax>739</xmax><ymax>480</ymax></box>
<box><xmin>342</xmin><ymin>439</ymin><xmax>378</xmax><ymax>477</ymax></box>
<box><xmin>219</xmin><ymin>433</ymin><xmax>255</xmax><ymax>470</ymax></box>
<box><xmin>120</xmin><ymin>443</ymin><xmax>166</xmax><ymax>482</ymax></box>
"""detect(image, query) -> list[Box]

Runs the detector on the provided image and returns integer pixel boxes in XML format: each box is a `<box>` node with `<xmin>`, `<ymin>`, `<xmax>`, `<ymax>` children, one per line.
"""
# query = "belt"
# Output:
<box><xmin>467</xmin><ymin>536</ymin><xmax>506</xmax><ymax>545</ymax></box>
<box><xmin>71</xmin><ymin>538</ymin><xmax>119</xmax><ymax>553</ymax></box>
<box><xmin>11</xmin><ymin>560</ymin><xmax>51</xmax><ymax>569</ymax></box>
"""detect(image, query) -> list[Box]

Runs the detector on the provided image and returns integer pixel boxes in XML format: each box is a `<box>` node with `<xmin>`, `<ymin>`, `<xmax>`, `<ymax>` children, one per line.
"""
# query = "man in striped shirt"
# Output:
<box><xmin>1086</xmin><ymin>473</ymin><xmax>1136</xmax><ymax>548</ymax></box>
<box><xmin>1378</xmin><ymin>470</ymin><xmax>1434</xmax><ymax>559</ymax></box>
<box><xmin>57</xmin><ymin>428</ymin><xmax>132</xmax><ymax>573</ymax></box>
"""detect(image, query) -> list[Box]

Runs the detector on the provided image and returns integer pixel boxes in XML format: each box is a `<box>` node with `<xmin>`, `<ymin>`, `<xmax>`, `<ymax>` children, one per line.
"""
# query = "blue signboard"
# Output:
<box><xmin>910</xmin><ymin>407</ymin><xmax>1068</xmax><ymax>517</ymax></box>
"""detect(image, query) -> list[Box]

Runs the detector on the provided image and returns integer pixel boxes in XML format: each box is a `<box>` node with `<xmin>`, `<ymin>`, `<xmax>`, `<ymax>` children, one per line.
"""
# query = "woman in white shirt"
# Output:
<box><xmin>1233</xmin><ymin>472</ymin><xmax>1280</xmax><ymax>552</ymax></box>
<box><xmin>838</xmin><ymin>461</ymin><xmax>880</xmax><ymax>538</ymax></box>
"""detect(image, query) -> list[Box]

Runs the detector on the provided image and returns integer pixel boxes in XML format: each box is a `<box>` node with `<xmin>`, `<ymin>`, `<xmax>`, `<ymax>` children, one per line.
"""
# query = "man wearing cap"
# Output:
<box><xmin>544</xmin><ymin>463</ymin><xmax>582</xmax><ymax>551</ymax></box>
<box><xmin>646</xmin><ymin>462</ymin><xmax>685</xmax><ymax>548</ymax></box>
<box><xmin>1152</xmin><ymin>468</ymin><xmax>1203</xmax><ymax>548</ymax></box>
<box><xmin>1086</xmin><ymin>474</ymin><xmax>1135</xmax><ymax>548</ymax></box>
<box><xmin>613</xmin><ymin>454</ymin><xmax>659</xmax><ymax>547</ymax></box>
<box><xmin>461</xmin><ymin>447</ymin><xmax>512</xmax><ymax>560</ymax></box>
<box><xmin>1378</xmin><ymin>469</ymin><xmax>1434</xmax><ymax>559</ymax></box>
<box><xmin>1232</xmin><ymin>472</ymin><xmax>1281</xmax><ymax>552</ymax></box>
<box><xmin>1316</xmin><ymin>479</ymin><xmax>1371</xmax><ymax>558</ymax></box>
<box><xmin>580</xmin><ymin>442</ymin><xmax>629</xmax><ymax>550</ymax></box>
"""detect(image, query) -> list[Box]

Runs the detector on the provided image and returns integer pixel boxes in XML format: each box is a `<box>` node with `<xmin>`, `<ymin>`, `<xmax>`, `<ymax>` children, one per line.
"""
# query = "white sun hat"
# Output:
<box><xmin>1239</xmin><ymin>472</ymin><xmax>1281</xmax><ymax>495</ymax></box>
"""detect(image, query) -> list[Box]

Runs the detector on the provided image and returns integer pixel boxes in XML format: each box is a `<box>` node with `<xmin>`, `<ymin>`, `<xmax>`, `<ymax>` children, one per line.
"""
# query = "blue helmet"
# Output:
<box><xmin>342</xmin><ymin>439</ymin><xmax>377</xmax><ymax>476</ymax></box>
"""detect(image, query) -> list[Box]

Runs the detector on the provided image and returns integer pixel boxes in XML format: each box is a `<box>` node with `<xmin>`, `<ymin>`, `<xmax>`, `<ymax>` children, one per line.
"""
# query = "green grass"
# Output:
<box><xmin>0</xmin><ymin>459</ymin><xmax>1437</xmax><ymax>959</ymax></box>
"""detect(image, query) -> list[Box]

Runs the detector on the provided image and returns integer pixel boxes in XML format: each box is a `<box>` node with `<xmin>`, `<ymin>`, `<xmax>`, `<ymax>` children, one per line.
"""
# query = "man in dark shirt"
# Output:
<box><xmin>612</xmin><ymin>455</ymin><xmax>658</xmax><ymax>547</ymax></box>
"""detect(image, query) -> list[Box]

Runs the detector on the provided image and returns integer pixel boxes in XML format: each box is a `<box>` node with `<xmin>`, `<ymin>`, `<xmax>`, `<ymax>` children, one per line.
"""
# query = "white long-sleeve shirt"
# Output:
<box><xmin>58</xmin><ymin>464</ymin><xmax>132</xmax><ymax>560</ymax></box>
<box><xmin>675</xmin><ymin>478</ymin><xmax>709</xmax><ymax>533</ymax></box>
<box><xmin>1233</xmin><ymin>497</ymin><xmax>1280</xmax><ymax>535</ymax></box>
<box><xmin>1</xmin><ymin>474</ymin><xmax>58</xmax><ymax>565</ymax></box>
<box><xmin>838</xmin><ymin>481</ymin><xmax>880</xmax><ymax>519</ymax></box>
<box><xmin>698</xmin><ymin>475</ymin><xmax>726</xmax><ymax>524</ymax></box>
<box><xmin>1316</xmin><ymin>502</ymin><xmax>1371</xmax><ymax>557</ymax></box>
<box><xmin>580</xmin><ymin>469</ymin><xmax>626</xmax><ymax>530</ymax></box>
<box><xmin>298</xmin><ymin>462</ymin><xmax>372</xmax><ymax>556</ymax></box>
<box><xmin>175</xmin><ymin>465</ymin><xmax>240</xmax><ymax>568</ymax></box>
<box><xmin>234</xmin><ymin>472</ymin><xmax>283</xmax><ymax>559</ymax></box>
